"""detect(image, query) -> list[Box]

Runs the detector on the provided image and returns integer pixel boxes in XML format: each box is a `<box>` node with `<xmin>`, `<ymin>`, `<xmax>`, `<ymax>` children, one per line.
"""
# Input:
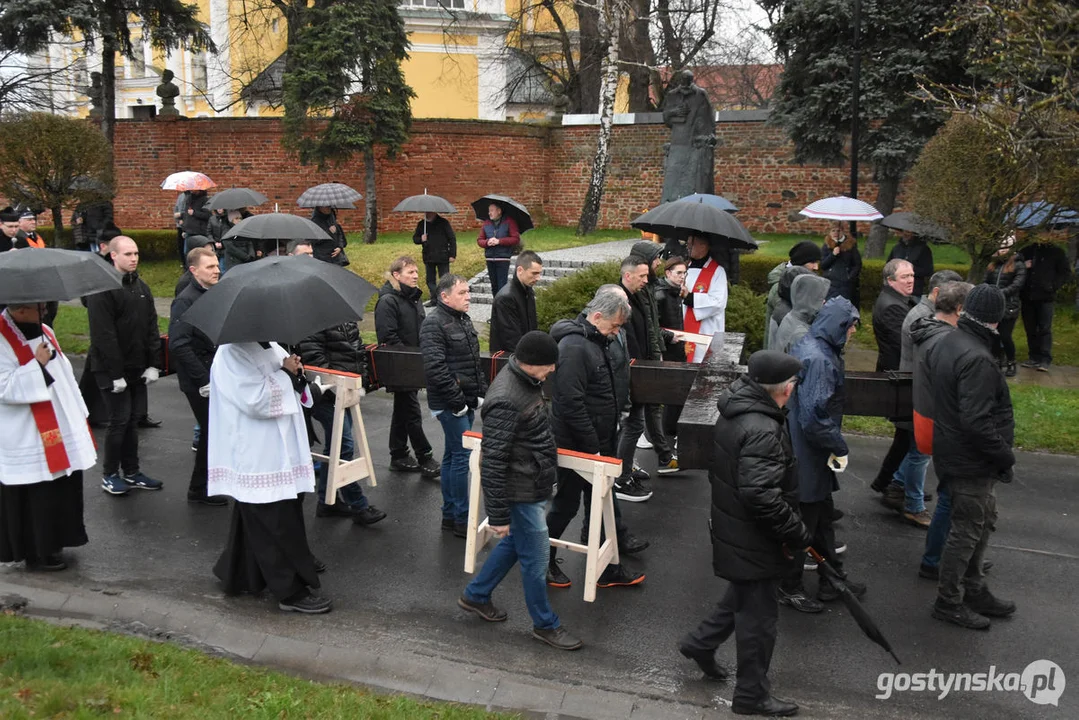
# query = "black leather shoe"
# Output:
<box><xmin>963</xmin><ymin>587</ymin><xmax>1016</xmax><ymax>618</ymax></box>
<box><xmin>136</xmin><ymin>416</ymin><xmax>162</xmax><ymax>429</ymax></box>
<box><xmin>457</xmin><ymin>595</ymin><xmax>507</xmax><ymax>622</ymax></box>
<box><xmin>932</xmin><ymin>599</ymin><xmax>990</xmax><ymax>629</ymax></box>
<box><xmin>619</xmin><ymin>534</ymin><xmax>650</xmax><ymax>555</ymax></box>
<box><xmin>533</xmin><ymin>626</ymin><xmax>583</xmax><ymax>650</ymax></box>
<box><xmin>187</xmin><ymin>493</ymin><xmax>229</xmax><ymax>506</ymax></box>
<box><xmin>678</xmin><ymin>644</ymin><xmax>728</xmax><ymax>680</ymax></box>
<box><xmin>315</xmin><ymin>503</ymin><xmax>354</xmax><ymax>518</ymax></box>
<box><xmin>732</xmin><ymin>695</ymin><xmax>799</xmax><ymax>716</ymax></box>
<box><xmin>27</xmin><ymin>554</ymin><xmax>67</xmax><ymax>571</ymax></box>
<box><xmin>352</xmin><ymin>506</ymin><xmax>387</xmax><ymax>526</ymax></box>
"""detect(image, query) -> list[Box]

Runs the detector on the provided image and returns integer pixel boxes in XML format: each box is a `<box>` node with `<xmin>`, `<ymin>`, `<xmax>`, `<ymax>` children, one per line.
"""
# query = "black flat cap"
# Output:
<box><xmin>748</xmin><ymin>349</ymin><xmax>803</xmax><ymax>385</ymax></box>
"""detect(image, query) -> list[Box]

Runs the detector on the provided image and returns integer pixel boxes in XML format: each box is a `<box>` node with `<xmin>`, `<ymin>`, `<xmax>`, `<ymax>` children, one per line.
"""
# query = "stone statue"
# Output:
<box><xmin>550</xmin><ymin>81</ymin><xmax>570</xmax><ymax>117</ymax></box>
<box><xmin>156</xmin><ymin>69</ymin><xmax>181</xmax><ymax>116</ymax></box>
<box><xmin>660</xmin><ymin>70</ymin><xmax>716</xmax><ymax>202</ymax></box>
<box><xmin>85</xmin><ymin>72</ymin><xmax>103</xmax><ymax>119</ymax></box>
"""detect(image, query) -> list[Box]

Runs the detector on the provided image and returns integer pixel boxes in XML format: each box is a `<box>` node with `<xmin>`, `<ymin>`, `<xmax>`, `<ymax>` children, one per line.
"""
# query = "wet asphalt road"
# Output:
<box><xmin>18</xmin><ymin>368</ymin><xmax>1078</xmax><ymax>719</ymax></box>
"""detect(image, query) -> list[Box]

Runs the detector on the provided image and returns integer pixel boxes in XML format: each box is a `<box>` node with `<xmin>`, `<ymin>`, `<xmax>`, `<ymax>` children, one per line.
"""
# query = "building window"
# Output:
<box><xmin>192</xmin><ymin>52</ymin><xmax>208</xmax><ymax>91</ymax></box>
<box><xmin>401</xmin><ymin>0</ymin><xmax>465</xmax><ymax>9</ymax></box>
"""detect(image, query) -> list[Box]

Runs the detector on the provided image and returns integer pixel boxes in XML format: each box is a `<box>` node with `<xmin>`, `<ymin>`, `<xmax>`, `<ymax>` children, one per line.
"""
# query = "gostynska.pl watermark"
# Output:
<box><xmin>876</xmin><ymin>659</ymin><xmax>1065</xmax><ymax>706</ymax></box>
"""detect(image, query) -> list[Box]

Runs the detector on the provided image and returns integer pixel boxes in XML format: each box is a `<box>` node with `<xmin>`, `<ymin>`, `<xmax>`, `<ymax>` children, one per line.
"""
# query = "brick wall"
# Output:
<box><xmin>111</xmin><ymin>116</ymin><xmax>888</xmax><ymax>236</ymax></box>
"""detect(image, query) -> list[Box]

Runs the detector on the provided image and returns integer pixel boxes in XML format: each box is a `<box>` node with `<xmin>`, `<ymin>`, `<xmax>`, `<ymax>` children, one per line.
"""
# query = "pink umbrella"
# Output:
<box><xmin>161</xmin><ymin>171</ymin><xmax>216</xmax><ymax>192</ymax></box>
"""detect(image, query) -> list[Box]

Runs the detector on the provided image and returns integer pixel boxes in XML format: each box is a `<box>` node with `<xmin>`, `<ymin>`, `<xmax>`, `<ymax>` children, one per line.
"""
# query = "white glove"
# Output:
<box><xmin>141</xmin><ymin>367</ymin><xmax>160</xmax><ymax>385</ymax></box>
<box><xmin>111</xmin><ymin>378</ymin><xmax>128</xmax><ymax>394</ymax></box>
<box><xmin>828</xmin><ymin>454</ymin><xmax>849</xmax><ymax>473</ymax></box>
<box><xmin>198</xmin><ymin>383</ymin><xmax>211</xmax><ymax>398</ymax></box>
<box><xmin>452</xmin><ymin>406</ymin><xmax>469</xmax><ymax>418</ymax></box>
<box><xmin>475</xmin><ymin>397</ymin><xmax>484</xmax><ymax>409</ymax></box>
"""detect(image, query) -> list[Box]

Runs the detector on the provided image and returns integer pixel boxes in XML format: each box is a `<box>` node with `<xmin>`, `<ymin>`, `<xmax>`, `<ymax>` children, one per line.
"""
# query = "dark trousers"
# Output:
<box><xmin>389</xmin><ymin>390</ymin><xmax>432</xmax><ymax>460</ymax></box>
<box><xmin>184</xmin><ymin>390</ymin><xmax>210</xmax><ymax>497</ymax></box>
<box><xmin>1021</xmin><ymin>300</ymin><xmax>1055</xmax><ymax>365</ymax></box>
<box><xmin>680</xmin><ymin>578</ymin><xmax>780</xmax><ymax>706</ymax></box>
<box><xmin>875</xmin><ymin>426</ymin><xmax>911</xmax><ymax>486</ymax></box>
<box><xmin>546</xmin><ymin>466</ymin><xmax>628</xmax><ymax>554</ymax></box>
<box><xmin>425</xmin><ymin>262</ymin><xmax>450</xmax><ymax>299</ymax></box>
<box><xmin>937</xmin><ymin>477</ymin><xmax>996</xmax><ymax>605</ymax></box>
<box><xmin>101</xmin><ymin>375</ymin><xmax>145</xmax><ymax>477</ymax></box>
<box><xmin>176</xmin><ymin>228</ymin><xmax>186</xmax><ymax>266</ymax></box>
<box><xmin>487</xmin><ymin>260</ymin><xmax>510</xmax><ymax>297</ymax></box>
<box><xmin>998</xmin><ymin>316</ymin><xmax>1018</xmax><ymax>363</ymax></box>
<box><xmin>780</xmin><ymin>497</ymin><xmax>840</xmax><ymax>594</ymax></box>
<box><xmin>644</xmin><ymin>403</ymin><xmax>674</xmax><ymax>461</ymax></box>
<box><xmin>662</xmin><ymin>403</ymin><xmax>682</xmax><ymax>440</ymax></box>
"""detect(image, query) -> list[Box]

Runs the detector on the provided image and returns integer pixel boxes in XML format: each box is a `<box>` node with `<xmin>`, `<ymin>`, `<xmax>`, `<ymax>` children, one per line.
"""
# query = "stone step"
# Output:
<box><xmin>470</xmin><ymin>279</ymin><xmax>558</xmax><ymax>296</ymax></box>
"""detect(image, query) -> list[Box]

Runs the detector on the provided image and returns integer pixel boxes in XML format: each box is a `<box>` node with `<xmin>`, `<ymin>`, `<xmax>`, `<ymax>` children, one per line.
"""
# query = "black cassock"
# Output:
<box><xmin>0</xmin><ymin>471</ymin><xmax>88</xmax><ymax>564</ymax></box>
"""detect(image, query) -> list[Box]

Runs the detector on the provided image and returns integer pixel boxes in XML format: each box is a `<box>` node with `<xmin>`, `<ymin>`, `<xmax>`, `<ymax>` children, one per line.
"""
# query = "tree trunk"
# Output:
<box><xmin>50</xmin><ymin>206</ymin><xmax>68</xmax><ymax>249</ymax></box>
<box><xmin>363</xmin><ymin>145</ymin><xmax>377</xmax><ymax>245</ymax></box>
<box><xmin>966</xmin><ymin>250</ymin><xmax>990</xmax><ymax>284</ymax></box>
<box><xmin>623</xmin><ymin>0</ymin><xmax>655</xmax><ymax>112</ymax></box>
<box><xmin>577</xmin><ymin>0</ymin><xmax>621</xmax><ymax>236</ymax></box>
<box><xmin>864</xmin><ymin>174</ymin><xmax>900</xmax><ymax>258</ymax></box>
<box><xmin>575</xmin><ymin>1</ymin><xmax>603</xmax><ymax>115</ymax></box>
<box><xmin>100</xmin><ymin>33</ymin><xmax>118</xmax><ymax>144</ymax></box>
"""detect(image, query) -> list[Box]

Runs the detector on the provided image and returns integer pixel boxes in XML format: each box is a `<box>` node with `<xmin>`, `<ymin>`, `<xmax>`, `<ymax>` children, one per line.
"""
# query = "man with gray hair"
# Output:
<box><xmin>879</xmin><ymin>269</ymin><xmax>965</xmax><ymax>526</ymax></box>
<box><xmin>546</xmin><ymin>286</ymin><xmax>647</xmax><ymax>590</ymax></box>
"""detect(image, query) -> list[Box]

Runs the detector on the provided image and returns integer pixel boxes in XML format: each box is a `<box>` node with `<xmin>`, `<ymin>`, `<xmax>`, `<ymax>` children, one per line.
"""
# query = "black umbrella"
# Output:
<box><xmin>471</xmin><ymin>194</ymin><xmax>534</xmax><ymax>233</ymax></box>
<box><xmin>208</xmin><ymin>188</ymin><xmax>269</xmax><ymax>211</ymax></box>
<box><xmin>393</xmin><ymin>192</ymin><xmax>456</xmax><ymax>214</ymax></box>
<box><xmin>296</xmin><ymin>183</ymin><xmax>363</xmax><ymax>209</ymax></box>
<box><xmin>877</xmin><ymin>212</ymin><xmax>948</xmax><ymax>241</ymax></box>
<box><xmin>179</xmin><ymin>255</ymin><xmax>378</xmax><ymax>345</ymax></box>
<box><xmin>631</xmin><ymin>198</ymin><xmax>758</xmax><ymax>250</ymax></box>
<box><xmin>0</xmin><ymin>248</ymin><xmax>121</xmax><ymax>304</ymax></box>
<box><xmin>808</xmin><ymin>547</ymin><xmax>901</xmax><ymax>665</ymax></box>
<box><xmin>221</xmin><ymin>213</ymin><xmax>332</xmax><ymax>242</ymax></box>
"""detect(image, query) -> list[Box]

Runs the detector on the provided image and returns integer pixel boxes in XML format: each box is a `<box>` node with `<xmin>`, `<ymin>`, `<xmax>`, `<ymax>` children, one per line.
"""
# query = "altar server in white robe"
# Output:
<box><xmin>0</xmin><ymin>304</ymin><xmax>94</xmax><ymax>571</ymax></box>
<box><xmin>208</xmin><ymin>340</ymin><xmax>332</xmax><ymax>614</ymax></box>
<box><xmin>682</xmin><ymin>234</ymin><xmax>728</xmax><ymax>362</ymax></box>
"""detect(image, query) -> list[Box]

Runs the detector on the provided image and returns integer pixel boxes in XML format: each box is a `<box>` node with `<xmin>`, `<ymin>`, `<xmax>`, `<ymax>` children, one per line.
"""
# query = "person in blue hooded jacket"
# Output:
<box><xmin>778</xmin><ymin>297</ymin><xmax>867</xmax><ymax>614</ymax></box>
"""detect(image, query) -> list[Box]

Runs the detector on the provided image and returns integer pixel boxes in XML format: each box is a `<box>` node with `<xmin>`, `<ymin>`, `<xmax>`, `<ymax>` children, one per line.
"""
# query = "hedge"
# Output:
<box><xmin>35</xmin><ymin>227</ymin><xmax>178</xmax><ymax>262</ymax></box>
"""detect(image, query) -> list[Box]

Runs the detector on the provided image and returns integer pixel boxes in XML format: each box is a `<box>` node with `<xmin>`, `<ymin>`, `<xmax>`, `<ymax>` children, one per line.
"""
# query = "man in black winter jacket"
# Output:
<box><xmin>1018</xmin><ymin>239</ymin><xmax>1071</xmax><ymax>370</ymax></box>
<box><xmin>86</xmin><ymin>237</ymin><xmax>164</xmax><ymax>497</ymax></box>
<box><xmin>678</xmin><ymin>350</ymin><xmax>809</xmax><ymax>718</ymax></box>
<box><xmin>168</xmin><ymin>247</ymin><xmax>227</xmax><ymax>506</ymax></box>
<box><xmin>412</xmin><ymin>212</ymin><xmax>457</xmax><ymax>302</ymax></box>
<box><xmin>420</xmin><ymin>273</ymin><xmax>487</xmax><ymax>536</ymax></box>
<box><xmin>546</xmin><ymin>286</ymin><xmax>647</xmax><ymax>590</ymax></box>
<box><xmin>929</xmin><ymin>285</ymin><xmax>1017</xmax><ymax>630</ymax></box>
<box><xmin>489</xmin><ymin>250</ymin><xmax>542</xmax><ymax>354</ymax></box>
<box><xmin>457</xmin><ymin>332</ymin><xmax>583</xmax><ymax>651</ymax></box>
<box><xmin>181</xmin><ymin>190</ymin><xmax>211</xmax><ymax>252</ymax></box>
<box><xmin>375</xmin><ymin>256</ymin><xmax>438</xmax><ymax>477</ymax></box>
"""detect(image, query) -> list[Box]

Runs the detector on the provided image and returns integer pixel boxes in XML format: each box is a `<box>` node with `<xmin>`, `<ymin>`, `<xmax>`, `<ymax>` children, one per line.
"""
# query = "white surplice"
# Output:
<box><xmin>207</xmin><ymin>342</ymin><xmax>315</xmax><ymax>504</ymax></box>
<box><xmin>683</xmin><ymin>260</ymin><xmax>728</xmax><ymax>362</ymax></box>
<box><xmin>0</xmin><ymin>313</ymin><xmax>96</xmax><ymax>485</ymax></box>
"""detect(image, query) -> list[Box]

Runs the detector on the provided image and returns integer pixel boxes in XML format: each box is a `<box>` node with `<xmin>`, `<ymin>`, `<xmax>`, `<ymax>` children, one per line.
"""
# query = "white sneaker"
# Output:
<box><xmin>636</xmin><ymin>436</ymin><xmax>653</xmax><ymax>450</ymax></box>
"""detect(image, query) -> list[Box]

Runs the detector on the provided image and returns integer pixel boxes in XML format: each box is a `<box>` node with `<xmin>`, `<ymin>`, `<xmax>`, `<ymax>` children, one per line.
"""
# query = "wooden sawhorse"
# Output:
<box><xmin>461</xmin><ymin>430</ymin><xmax>621</xmax><ymax>602</ymax></box>
<box><xmin>305</xmin><ymin>366</ymin><xmax>377</xmax><ymax>505</ymax></box>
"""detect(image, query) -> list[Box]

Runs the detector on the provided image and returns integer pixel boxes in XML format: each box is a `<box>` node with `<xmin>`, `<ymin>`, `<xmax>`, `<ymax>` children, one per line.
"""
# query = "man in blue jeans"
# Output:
<box><xmin>420</xmin><ymin>274</ymin><xmax>487</xmax><ymax>537</ymax></box>
<box><xmin>458</xmin><ymin>331</ymin><xmax>582</xmax><ymax>650</ymax></box>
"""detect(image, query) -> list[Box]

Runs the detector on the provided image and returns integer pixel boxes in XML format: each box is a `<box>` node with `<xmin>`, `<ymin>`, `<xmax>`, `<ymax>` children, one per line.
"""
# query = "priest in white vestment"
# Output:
<box><xmin>0</xmin><ymin>304</ymin><xmax>94</xmax><ymax>570</ymax></box>
<box><xmin>208</xmin><ymin>341</ymin><xmax>331</xmax><ymax>614</ymax></box>
<box><xmin>682</xmin><ymin>235</ymin><xmax>728</xmax><ymax>362</ymax></box>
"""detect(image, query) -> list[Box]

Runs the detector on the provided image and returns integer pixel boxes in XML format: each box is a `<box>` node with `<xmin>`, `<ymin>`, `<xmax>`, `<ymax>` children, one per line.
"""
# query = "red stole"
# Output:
<box><xmin>683</xmin><ymin>258</ymin><xmax>720</xmax><ymax>359</ymax></box>
<box><xmin>0</xmin><ymin>314</ymin><xmax>71</xmax><ymax>473</ymax></box>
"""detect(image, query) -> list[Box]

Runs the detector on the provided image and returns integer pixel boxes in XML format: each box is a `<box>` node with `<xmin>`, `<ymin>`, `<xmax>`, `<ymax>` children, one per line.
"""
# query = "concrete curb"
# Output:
<box><xmin>0</xmin><ymin>577</ymin><xmax>732</xmax><ymax>720</ymax></box>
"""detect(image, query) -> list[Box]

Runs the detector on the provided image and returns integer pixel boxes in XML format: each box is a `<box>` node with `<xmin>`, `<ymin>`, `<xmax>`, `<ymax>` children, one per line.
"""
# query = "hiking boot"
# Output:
<box><xmin>547</xmin><ymin>558</ymin><xmax>572</xmax><ymax>588</ymax></box>
<box><xmin>187</xmin><ymin>493</ymin><xmax>229</xmax><ymax>506</ymax></box>
<box><xmin>389</xmin><ymin>455</ymin><xmax>420</xmax><ymax>472</ymax></box>
<box><xmin>597</xmin><ymin>564</ymin><xmax>645</xmax><ymax>588</ymax></box>
<box><xmin>352</xmin><ymin>506</ymin><xmax>387</xmax><ymax>526</ymax></box>
<box><xmin>964</xmin><ymin>587</ymin><xmax>1016</xmax><ymax>618</ymax></box>
<box><xmin>614</xmin><ymin>477</ymin><xmax>653</xmax><ymax>503</ymax></box>
<box><xmin>457</xmin><ymin>595</ymin><xmax>508</xmax><ymax>622</ymax></box>
<box><xmin>777</xmin><ymin>588</ymin><xmax>824</xmax><ymax>613</ymax></box>
<box><xmin>279</xmin><ymin>592</ymin><xmax>332</xmax><ymax>614</ymax></box>
<box><xmin>101</xmin><ymin>474</ymin><xmax>132</xmax><ymax>496</ymax></box>
<box><xmin>932</xmin><ymin>599</ymin><xmax>990</xmax><ymax>629</ymax></box>
<box><xmin>418</xmin><ymin>454</ymin><xmax>441</xmax><ymax>478</ymax></box>
<box><xmin>619</xmin><ymin>533</ymin><xmax>650</xmax><ymax>555</ymax></box>
<box><xmin>631</xmin><ymin>464</ymin><xmax>650</xmax><ymax>482</ymax></box>
<box><xmin>533</xmin><ymin>626</ymin><xmax>583</xmax><ymax>650</ymax></box>
<box><xmin>732</xmin><ymin>695</ymin><xmax>799</xmax><ymax>717</ymax></box>
<box><xmin>316</xmin><ymin>502</ymin><xmax>354</xmax><ymax>518</ymax></box>
<box><xmin>124</xmin><ymin>472</ymin><xmax>163</xmax><ymax>490</ymax></box>
<box><xmin>678</xmin><ymin>645</ymin><xmax>729</xmax><ymax>680</ymax></box>
<box><xmin>656</xmin><ymin>456</ymin><xmax>680</xmax><ymax>475</ymax></box>
<box><xmin>903</xmin><ymin>509</ymin><xmax>933</xmax><ymax>528</ymax></box>
<box><xmin>881</xmin><ymin>484</ymin><xmax>904</xmax><ymax>511</ymax></box>
<box><xmin>1005</xmin><ymin>361</ymin><xmax>1017</xmax><ymax>377</ymax></box>
<box><xmin>819</xmin><ymin>576</ymin><xmax>867</xmax><ymax>602</ymax></box>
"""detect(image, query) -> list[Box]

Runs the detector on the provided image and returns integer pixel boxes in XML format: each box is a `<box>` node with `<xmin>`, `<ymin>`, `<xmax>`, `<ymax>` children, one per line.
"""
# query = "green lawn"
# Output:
<box><xmin>0</xmin><ymin>614</ymin><xmax>511</xmax><ymax>720</ymax></box>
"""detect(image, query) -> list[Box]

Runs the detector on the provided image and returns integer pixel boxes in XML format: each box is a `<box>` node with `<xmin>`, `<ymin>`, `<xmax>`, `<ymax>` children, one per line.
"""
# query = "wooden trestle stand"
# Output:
<box><xmin>461</xmin><ymin>430</ymin><xmax>622</xmax><ymax>602</ymax></box>
<box><xmin>304</xmin><ymin>366</ymin><xmax>378</xmax><ymax>505</ymax></box>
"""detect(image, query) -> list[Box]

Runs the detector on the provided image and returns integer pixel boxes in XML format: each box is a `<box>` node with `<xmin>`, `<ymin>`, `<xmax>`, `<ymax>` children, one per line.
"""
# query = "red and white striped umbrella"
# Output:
<box><xmin>161</xmin><ymin>171</ymin><xmax>216</xmax><ymax>191</ymax></box>
<box><xmin>800</xmin><ymin>196</ymin><xmax>882</xmax><ymax>222</ymax></box>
